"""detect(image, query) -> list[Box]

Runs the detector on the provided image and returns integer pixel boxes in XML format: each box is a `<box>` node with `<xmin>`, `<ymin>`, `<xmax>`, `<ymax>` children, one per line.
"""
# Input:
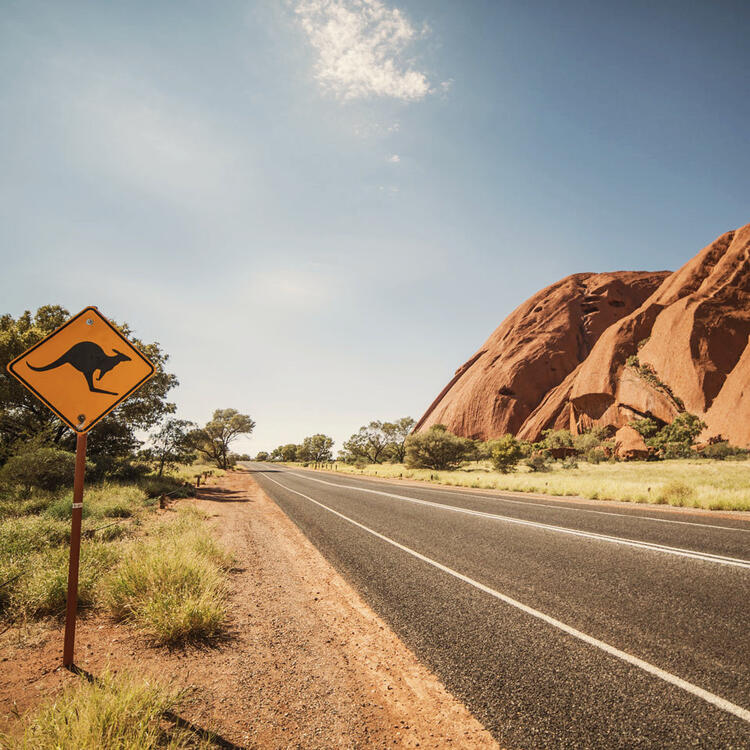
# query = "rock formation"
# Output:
<box><xmin>415</xmin><ymin>223</ymin><xmax>750</xmax><ymax>447</ymax></box>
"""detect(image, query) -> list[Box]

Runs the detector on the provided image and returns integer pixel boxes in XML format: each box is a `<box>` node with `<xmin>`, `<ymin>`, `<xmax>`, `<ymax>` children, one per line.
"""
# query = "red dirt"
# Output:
<box><xmin>0</xmin><ymin>471</ymin><xmax>498</xmax><ymax>749</ymax></box>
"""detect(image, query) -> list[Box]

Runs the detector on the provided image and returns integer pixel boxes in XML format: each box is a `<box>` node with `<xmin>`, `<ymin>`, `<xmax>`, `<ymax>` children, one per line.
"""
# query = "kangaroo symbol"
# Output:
<box><xmin>27</xmin><ymin>342</ymin><xmax>131</xmax><ymax>395</ymax></box>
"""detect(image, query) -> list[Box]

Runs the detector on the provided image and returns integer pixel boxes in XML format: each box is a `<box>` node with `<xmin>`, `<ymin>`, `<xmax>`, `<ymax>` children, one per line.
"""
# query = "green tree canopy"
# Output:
<box><xmin>149</xmin><ymin>418</ymin><xmax>197</xmax><ymax>477</ymax></box>
<box><xmin>0</xmin><ymin>305</ymin><xmax>178</xmax><ymax>471</ymax></box>
<box><xmin>297</xmin><ymin>434</ymin><xmax>334</xmax><ymax>463</ymax></box>
<box><xmin>382</xmin><ymin>417</ymin><xmax>416</xmax><ymax>463</ymax></box>
<box><xmin>488</xmin><ymin>434</ymin><xmax>524</xmax><ymax>473</ymax></box>
<box><xmin>193</xmin><ymin>409</ymin><xmax>255</xmax><ymax>469</ymax></box>
<box><xmin>404</xmin><ymin>424</ymin><xmax>472</xmax><ymax>471</ymax></box>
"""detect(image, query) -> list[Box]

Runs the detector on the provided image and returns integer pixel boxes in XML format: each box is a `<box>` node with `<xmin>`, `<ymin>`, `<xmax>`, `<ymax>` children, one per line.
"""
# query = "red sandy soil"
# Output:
<box><xmin>0</xmin><ymin>471</ymin><xmax>499</xmax><ymax>749</ymax></box>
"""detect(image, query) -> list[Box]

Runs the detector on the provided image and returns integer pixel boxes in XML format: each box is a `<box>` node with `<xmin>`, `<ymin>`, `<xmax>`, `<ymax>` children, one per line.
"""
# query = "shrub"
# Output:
<box><xmin>526</xmin><ymin>454</ymin><xmax>552</xmax><ymax>472</ymax></box>
<box><xmin>488</xmin><ymin>435</ymin><xmax>523</xmax><ymax>473</ymax></box>
<box><xmin>585</xmin><ymin>447</ymin><xmax>607</xmax><ymax>464</ymax></box>
<box><xmin>657</xmin><ymin>480</ymin><xmax>696</xmax><ymax>506</ymax></box>
<box><xmin>8</xmin><ymin>670</ymin><xmax>208</xmax><ymax>749</ymax></box>
<box><xmin>661</xmin><ymin>441</ymin><xmax>694</xmax><ymax>459</ymax></box>
<box><xmin>699</xmin><ymin>441</ymin><xmax>747</xmax><ymax>460</ymax></box>
<box><xmin>572</xmin><ymin>431</ymin><xmax>602</xmax><ymax>453</ymax></box>
<box><xmin>0</xmin><ymin>448</ymin><xmax>79</xmax><ymax>493</ymax></box>
<box><xmin>139</xmin><ymin>476</ymin><xmax>194</xmax><ymax>499</ymax></box>
<box><xmin>542</xmin><ymin>429</ymin><xmax>573</xmax><ymax>450</ymax></box>
<box><xmin>404</xmin><ymin>425</ymin><xmax>473</xmax><ymax>470</ymax></box>
<box><xmin>561</xmin><ymin>456</ymin><xmax>579</xmax><ymax>470</ymax></box>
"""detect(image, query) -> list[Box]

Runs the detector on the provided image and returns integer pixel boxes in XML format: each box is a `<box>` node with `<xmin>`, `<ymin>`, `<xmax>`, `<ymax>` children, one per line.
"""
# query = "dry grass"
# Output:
<box><xmin>5</xmin><ymin>670</ymin><xmax>214</xmax><ymax>749</ymax></box>
<box><xmin>302</xmin><ymin>459</ymin><xmax>750</xmax><ymax>511</ymax></box>
<box><xmin>104</xmin><ymin>507</ymin><xmax>230</xmax><ymax>645</ymax></box>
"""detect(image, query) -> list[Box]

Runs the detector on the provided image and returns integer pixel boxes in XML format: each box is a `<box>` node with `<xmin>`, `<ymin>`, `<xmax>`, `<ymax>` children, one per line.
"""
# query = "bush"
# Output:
<box><xmin>488</xmin><ymin>435</ymin><xmax>523</xmax><ymax>473</ymax></box>
<box><xmin>0</xmin><ymin>448</ymin><xmax>79</xmax><ymax>493</ymax></box>
<box><xmin>661</xmin><ymin>441</ymin><xmax>694</xmax><ymax>459</ymax></box>
<box><xmin>561</xmin><ymin>456</ymin><xmax>579</xmax><ymax>470</ymax></box>
<box><xmin>8</xmin><ymin>670</ymin><xmax>207</xmax><ymax>749</ymax></box>
<box><xmin>542</xmin><ymin>429</ymin><xmax>573</xmax><ymax>450</ymax></box>
<box><xmin>699</xmin><ymin>441</ymin><xmax>747</xmax><ymax>460</ymax></box>
<box><xmin>404</xmin><ymin>425</ymin><xmax>473</xmax><ymax>470</ymax></box>
<box><xmin>657</xmin><ymin>481</ymin><xmax>696</xmax><ymax>506</ymax></box>
<box><xmin>526</xmin><ymin>454</ymin><xmax>552</xmax><ymax>472</ymax></box>
<box><xmin>585</xmin><ymin>447</ymin><xmax>607</xmax><ymax>464</ymax></box>
<box><xmin>139</xmin><ymin>476</ymin><xmax>194</xmax><ymax>499</ymax></box>
<box><xmin>572</xmin><ymin>431</ymin><xmax>602</xmax><ymax>453</ymax></box>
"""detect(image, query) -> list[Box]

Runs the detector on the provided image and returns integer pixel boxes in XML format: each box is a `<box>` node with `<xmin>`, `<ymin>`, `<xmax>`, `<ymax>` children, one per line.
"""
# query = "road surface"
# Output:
<box><xmin>247</xmin><ymin>464</ymin><xmax>750</xmax><ymax>748</ymax></box>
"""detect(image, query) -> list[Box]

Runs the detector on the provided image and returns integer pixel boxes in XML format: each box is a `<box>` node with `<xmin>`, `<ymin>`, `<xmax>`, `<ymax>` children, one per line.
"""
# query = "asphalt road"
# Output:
<box><xmin>247</xmin><ymin>464</ymin><xmax>750</xmax><ymax>749</ymax></box>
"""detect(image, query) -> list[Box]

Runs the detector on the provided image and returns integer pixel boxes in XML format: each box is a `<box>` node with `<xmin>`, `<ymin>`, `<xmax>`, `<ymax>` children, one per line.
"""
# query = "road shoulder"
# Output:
<box><xmin>0</xmin><ymin>470</ymin><xmax>498</xmax><ymax>749</ymax></box>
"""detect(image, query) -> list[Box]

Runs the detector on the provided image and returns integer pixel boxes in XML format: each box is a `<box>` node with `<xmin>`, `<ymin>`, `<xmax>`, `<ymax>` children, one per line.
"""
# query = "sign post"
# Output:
<box><xmin>6</xmin><ymin>306</ymin><xmax>155</xmax><ymax>668</ymax></box>
<box><xmin>63</xmin><ymin>432</ymin><xmax>87</xmax><ymax>667</ymax></box>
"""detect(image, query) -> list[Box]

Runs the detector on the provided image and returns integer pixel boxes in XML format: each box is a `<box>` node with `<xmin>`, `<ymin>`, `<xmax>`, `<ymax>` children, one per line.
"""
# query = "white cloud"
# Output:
<box><xmin>387</xmin><ymin>153</ymin><xmax>400</xmax><ymax>163</ymax></box>
<box><xmin>295</xmin><ymin>0</ymin><xmax>431</xmax><ymax>100</ymax></box>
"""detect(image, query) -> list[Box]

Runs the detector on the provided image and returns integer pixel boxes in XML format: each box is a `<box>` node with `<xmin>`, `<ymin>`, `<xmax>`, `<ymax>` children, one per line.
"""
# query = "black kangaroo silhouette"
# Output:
<box><xmin>27</xmin><ymin>342</ymin><xmax>131</xmax><ymax>395</ymax></box>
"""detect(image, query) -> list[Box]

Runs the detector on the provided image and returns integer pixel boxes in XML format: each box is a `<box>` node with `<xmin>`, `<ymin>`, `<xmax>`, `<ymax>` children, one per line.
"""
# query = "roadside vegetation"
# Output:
<box><xmin>264</xmin><ymin>414</ymin><xmax>750</xmax><ymax>511</ymax></box>
<box><xmin>5</xmin><ymin>670</ymin><xmax>215</xmax><ymax>749</ymax></box>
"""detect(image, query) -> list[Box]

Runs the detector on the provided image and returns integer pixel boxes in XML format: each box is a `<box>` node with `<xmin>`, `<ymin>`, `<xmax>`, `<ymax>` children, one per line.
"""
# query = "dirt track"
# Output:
<box><xmin>0</xmin><ymin>471</ymin><xmax>497</xmax><ymax>748</ymax></box>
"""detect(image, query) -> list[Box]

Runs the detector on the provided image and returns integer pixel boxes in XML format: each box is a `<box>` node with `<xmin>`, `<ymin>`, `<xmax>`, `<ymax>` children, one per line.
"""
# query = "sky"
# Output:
<box><xmin>2</xmin><ymin>0</ymin><xmax>749</xmax><ymax>455</ymax></box>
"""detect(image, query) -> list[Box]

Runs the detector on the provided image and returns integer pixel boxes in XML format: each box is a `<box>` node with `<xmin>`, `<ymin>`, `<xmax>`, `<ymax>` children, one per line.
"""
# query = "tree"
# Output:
<box><xmin>404</xmin><ymin>425</ymin><xmax>472</xmax><ymax>470</ymax></box>
<box><xmin>255</xmin><ymin>451</ymin><xmax>270</xmax><ymax>462</ymax></box>
<box><xmin>149</xmin><ymin>419</ymin><xmax>197</xmax><ymax>477</ymax></box>
<box><xmin>0</xmin><ymin>305</ymin><xmax>178</xmax><ymax>471</ymax></box>
<box><xmin>280</xmin><ymin>443</ymin><xmax>298</xmax><ymax>462</ymax></box>
<box><xmin>382</xmin><ymin>417</ymin><xmax>415</xmax><ymax>463</ymax></box>
<box><xmin>488</xmin><ymin>434</ymin><xmax>523</xmax><ymax>473</ymax></box>
<box><xmin>193</xmin><ymin>409</ymin><xmax>255</xmax><ymax>469</ymax></box>
<box><xmin>646</xmin><ymin>412</ymin><xmax>707</xmax><ymax>456</ymax></box>
<box><xmin>631</xmin><ymin>417</ymin><xmax>660</xmax><ymax>440</ymax></box>
<box><xmin>297</xmin><ymin>434</ymin><xmax>334</xmax><ymax>463</ymax></box>
<box><xmin>341</xmin><ymin>421</ymin><xmax>391</xmax><ymax>464</ymax></box>
<box><xmin>0</xmin><ymin>447</ymin><xmax>79</xmax><ymax>494</ymax></box>
<box><xmin>542</xmin><ymin>429</ymin><xmax>573</xmax><ymax>450</ymax></box>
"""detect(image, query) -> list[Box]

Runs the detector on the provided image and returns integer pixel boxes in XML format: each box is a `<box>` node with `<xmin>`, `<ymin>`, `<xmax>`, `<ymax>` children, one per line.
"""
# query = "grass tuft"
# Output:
<box><xmin>6</xmin><ymin>670</ymin><xmax>214</xmax><ymax>749</ymax></box>
<box><xmin>104</xmin><ymin>509</ymin><xmax>228</xmax><ymax>644</ymax></box>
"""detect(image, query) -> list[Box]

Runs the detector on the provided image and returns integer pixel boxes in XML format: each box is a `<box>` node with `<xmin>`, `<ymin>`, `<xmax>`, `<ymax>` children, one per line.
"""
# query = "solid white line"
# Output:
<box><xmin>368</xmin><ymin>480</ymin><xmax>750</xmax><ymax>533</ymax></box>
<box><xmin>259</xmin><ymin>471</ymin><xmax>750</xmax><ymax>725</ymax></box>
<box><xmin>281</xmin><ymin>470</ymin><xmax>750</xmax><ymax>569</ymax></box>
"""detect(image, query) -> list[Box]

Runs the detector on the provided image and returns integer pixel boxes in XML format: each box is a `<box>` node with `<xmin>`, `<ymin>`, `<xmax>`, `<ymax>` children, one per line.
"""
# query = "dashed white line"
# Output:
<box><xmin>281</xmin><ymin>470</ymin><xmax>750</xmax><ymax>569</ymax></box>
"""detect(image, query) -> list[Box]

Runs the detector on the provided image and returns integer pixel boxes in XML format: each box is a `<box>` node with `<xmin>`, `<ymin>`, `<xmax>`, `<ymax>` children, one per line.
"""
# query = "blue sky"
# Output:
<box><xmin>2</xmin><ymin>0</ymin><xmax>749</xmax><ymax>454</ymax></box>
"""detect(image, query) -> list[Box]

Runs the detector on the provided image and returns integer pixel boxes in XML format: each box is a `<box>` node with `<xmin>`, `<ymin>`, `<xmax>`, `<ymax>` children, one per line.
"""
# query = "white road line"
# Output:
<box><xmin>365</xmin><ymin>480</ymin><xmax>750</xmax><ymax>533</ymax></box>
<box><xmin>259</xmin><ymin>471</ymin><xmax>750</xmax><ymax>725</ymax></box>
<box><xmin>280</xmin><ymin>470</ymin><xmax>750</xmax><ymax>569</ymax></box>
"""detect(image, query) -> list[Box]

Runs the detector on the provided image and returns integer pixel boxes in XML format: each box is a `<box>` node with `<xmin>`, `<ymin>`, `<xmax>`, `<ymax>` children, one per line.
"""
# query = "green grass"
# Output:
<box><xmin>0</xmin><ymin>481</ymin><xmax>231</xmax><ymax>632</ymax></box>
<box><xmin>300</xmin><ymin>459</ymin><xmax>750</xmax><ymax>511</ymax></box>
<box><xmin>104</xmin><ymin>507</ymin><xmax>230</xmax><ymax>645</ymax></box>
<box><xmin>6</xmin><ymin>670</ymin><xmax>215</xmax><ymax>749</ymax></box>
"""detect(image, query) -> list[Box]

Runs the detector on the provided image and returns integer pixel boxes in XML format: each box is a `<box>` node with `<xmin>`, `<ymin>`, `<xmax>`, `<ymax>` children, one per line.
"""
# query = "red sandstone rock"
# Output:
<box><xmin>613</xmin><ymin>425</ymin><xmax>650</xmax><ymax>461</ymax></box>
<box><xmin>416</xmin><ymin>223</ymin><xmax>750</xmax><ymax>447</ymax></box>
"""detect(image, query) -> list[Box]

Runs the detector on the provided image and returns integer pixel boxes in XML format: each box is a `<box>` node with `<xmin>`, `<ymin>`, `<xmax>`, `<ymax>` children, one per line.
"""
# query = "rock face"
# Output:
<box><xmin>415</xmin><ymin>223</ymin><xmax>750</xmax><ymax>447</ymax></box>
<box><xmin>613</xmin><ymin>425</ymin><xmax>649</xmax><ymax>461</ymax></box>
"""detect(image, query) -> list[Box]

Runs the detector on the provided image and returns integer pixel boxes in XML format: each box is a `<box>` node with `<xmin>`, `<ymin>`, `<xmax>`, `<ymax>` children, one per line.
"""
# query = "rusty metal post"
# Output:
<box><xmin>63</xmin><ymin>432</ymin><xmax>87</xmax><ymax>668</ymax></box>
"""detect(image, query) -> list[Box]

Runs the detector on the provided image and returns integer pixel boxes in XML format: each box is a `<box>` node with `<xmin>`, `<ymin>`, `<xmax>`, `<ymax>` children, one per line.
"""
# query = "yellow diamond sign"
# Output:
<box><xmin>6</xmin><ymin>306</ymin><xmax>155</xmax><ymax>433</ymax></box>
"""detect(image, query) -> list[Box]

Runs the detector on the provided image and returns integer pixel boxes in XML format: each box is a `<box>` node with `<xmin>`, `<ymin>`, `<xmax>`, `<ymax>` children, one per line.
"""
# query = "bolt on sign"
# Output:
<box><xmin>7</xmin><ymin>306</ymin><xmax>155</xmax><ymax>432</ymax></box>
<box><xmin>6</xmin><ymin>306</ymin><xmax>156</xmax><ymax>669</ymax></box>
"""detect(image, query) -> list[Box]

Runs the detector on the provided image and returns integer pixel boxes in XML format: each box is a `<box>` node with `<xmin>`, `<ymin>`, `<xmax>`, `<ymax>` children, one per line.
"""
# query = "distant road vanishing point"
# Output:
<box><xmin>248</xmin><ymin>463</ymin><xmax>750</xmax><ymax>748</ymax></box>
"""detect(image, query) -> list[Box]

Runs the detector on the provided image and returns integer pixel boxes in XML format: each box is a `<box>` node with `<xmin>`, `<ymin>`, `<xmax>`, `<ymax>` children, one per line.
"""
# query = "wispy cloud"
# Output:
<box><xmin>295</xmin><ymin>0</ymin><xmax>431</xmax><ymax>101</ymax></box>
<box><xmin>387</xmin><ymin>153</ymin><xmax>400</xmax><ymax>163</ymax></box>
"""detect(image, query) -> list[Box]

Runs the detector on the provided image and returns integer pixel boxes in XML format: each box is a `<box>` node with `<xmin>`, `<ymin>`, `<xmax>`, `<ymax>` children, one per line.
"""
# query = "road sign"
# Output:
<box><xmin>6</xmin><ymin>305</ymin><xmax>158</xmax><ymax>669</ymax></box>
<box><xmin>6</xmin><ymin>306</ymin><xmax>155</xmax><ymax>433</ymax></box>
